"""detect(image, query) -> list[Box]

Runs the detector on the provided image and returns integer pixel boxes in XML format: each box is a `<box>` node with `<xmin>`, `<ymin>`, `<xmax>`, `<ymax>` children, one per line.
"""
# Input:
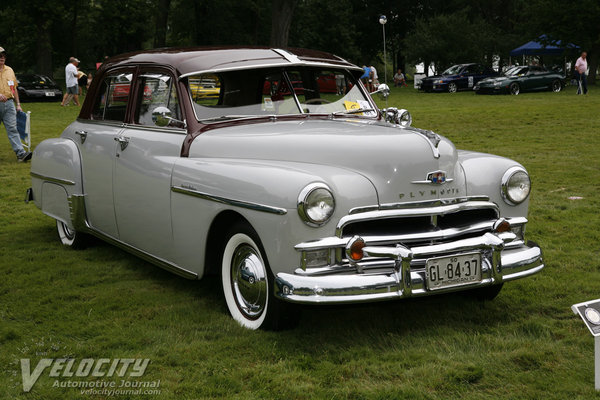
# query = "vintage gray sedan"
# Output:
<box><xmin>27</xmin><ymin>47</ymin><xmax>544</xmax><ymax>329</ymax></box>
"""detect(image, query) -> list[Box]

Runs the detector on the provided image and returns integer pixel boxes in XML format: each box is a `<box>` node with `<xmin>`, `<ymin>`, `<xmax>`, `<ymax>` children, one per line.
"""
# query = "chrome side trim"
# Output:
<box><xmin>123</xmin><ymin>123</ymin><xmax>187</xmax><ymax>135</ymax></box>
<box><xmin>171</xmin><ymin>186</ymin><xmax>287</xmax><ymax>215</ymax></box>
<box><xmin>68</xmin><ymin>194</ymin><xmax>198</xmax><ymax>280</ymax></box>
<box><xmin>30</xmin><ymin>172</ymin><xmax>76</xmax><ymax>186</ymax></box>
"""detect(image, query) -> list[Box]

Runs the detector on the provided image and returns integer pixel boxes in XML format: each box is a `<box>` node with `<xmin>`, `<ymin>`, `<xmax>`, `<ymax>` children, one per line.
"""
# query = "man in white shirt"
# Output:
<box><xmin>370</xmin><ymin>65</ymin><xmax>379</xmax><ymax>89</ymax></box>
<box><xmin>61</xmin><ymin>57</ymin><xmax>80</xmax><ymax>106</ymax></box>
<box><xmin>574</xmin><ymin>51</ymin><xmax>588</xmax><ymax>95</ymax></box>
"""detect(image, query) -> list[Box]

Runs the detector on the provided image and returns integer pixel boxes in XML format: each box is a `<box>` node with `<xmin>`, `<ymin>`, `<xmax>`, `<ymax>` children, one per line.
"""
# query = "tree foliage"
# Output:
<box><xmin>0</xmin><ymin>0</ymin><xmax>598</xmax><ymax>82</ymax></box>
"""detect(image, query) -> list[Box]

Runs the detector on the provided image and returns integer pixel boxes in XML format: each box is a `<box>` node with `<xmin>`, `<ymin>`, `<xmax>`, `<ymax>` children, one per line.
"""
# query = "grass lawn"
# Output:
<box><xmin>1</xmin><ymin>85</ymin><xmax>599</xmax><ymax>399</ymax></box>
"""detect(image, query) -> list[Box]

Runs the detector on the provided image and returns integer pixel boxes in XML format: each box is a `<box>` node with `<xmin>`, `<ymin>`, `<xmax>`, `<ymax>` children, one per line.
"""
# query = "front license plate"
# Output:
<box><xmin>426</xmin><ymin>252</ymin><xmax>482</xmax><ymax>290</ymax></box>
<box><xmin>45</xmin><ymin>92</ymin><xmax>55</xmax><ymax>97</ymax></box>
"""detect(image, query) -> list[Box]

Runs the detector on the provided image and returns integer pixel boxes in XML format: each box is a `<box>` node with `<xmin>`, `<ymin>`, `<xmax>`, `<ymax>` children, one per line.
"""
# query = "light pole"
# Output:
<box><xmin>379</xmin><ymin>15</ymin><xmax>388</xmax><ymax>86</ymax></box>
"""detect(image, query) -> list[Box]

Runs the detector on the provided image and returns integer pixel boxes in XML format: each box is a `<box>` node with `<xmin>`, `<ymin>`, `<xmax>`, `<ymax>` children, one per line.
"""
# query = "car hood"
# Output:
<box><xmin>191</xmin><ymin>119</ymin><xmax>466</xmax><ymax>205</ymax></box>
<box><xmin>478</xmin><ymin>76</ymin><xmax>509</xmax><ymax>84</ymax></box>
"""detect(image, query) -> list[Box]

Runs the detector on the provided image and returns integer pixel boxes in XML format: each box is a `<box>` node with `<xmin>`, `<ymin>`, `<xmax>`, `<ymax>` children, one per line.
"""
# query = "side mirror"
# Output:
<box><xmin>370</xmin><ymin>83</ymin><xmax>390</xmax><ymax>99</ymax></box>
<box><xmin>152</xmin><ymin>106</ymin><xmax>186</xmax><ymax>128</ymax></box>
<box><xmin>383</xmin><ymin>107</ymin><xmax>412</xmax><ymax>127</ymax></box>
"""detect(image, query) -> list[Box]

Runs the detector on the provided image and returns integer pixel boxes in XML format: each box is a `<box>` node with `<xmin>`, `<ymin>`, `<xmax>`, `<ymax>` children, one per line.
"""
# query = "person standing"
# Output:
<box><xmin>360</xmin><ymin>65</ymin><xmax>372</xmax><ymax>91</ymax></box>
<box><xmin>0</xmin><ymin>47</ymin><xmax>31</xmax><ymax>162</ymax></box>
<box><xmin>61</xmin><ymin>57</ymin><xmax>80</xmax><ymax>106</ymax></box>
<box><xmin>370</xmin><ymin>65</ymin><xmax>379</xmax><ymax>89</ymax></box>
<box><xmin>575</xmin><ymin>51</ymin><xmax>588</xmax><ymax>95</ymax></box>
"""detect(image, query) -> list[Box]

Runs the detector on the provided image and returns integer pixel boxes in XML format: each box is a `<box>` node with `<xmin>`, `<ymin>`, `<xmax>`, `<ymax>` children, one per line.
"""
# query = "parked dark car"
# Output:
<box><xmin>474</xmin><ymin>65</ymin><xmax>564</xmax><ymax>95</ymax></box>
<box><xmin>17</xmin><ymin>74</ymin><xmax>63</xmax><ymax>102</ymax></box>
<box><xmin>419</xmin><ymin>64</ymin><xmax>497</xmax><ymax>93</ymax></box>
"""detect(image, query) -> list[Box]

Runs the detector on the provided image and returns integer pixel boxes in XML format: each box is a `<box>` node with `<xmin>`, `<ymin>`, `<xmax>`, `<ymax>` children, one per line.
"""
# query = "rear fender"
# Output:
<box><xmin>30</xmin><ymin>138</ymin><xmax>83</xmax><ymax>228</ymax></box>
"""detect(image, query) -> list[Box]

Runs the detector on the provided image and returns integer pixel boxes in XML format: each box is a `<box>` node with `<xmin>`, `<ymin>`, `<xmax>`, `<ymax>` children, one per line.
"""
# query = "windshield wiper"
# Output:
<box><xmin>332</xmin><ymin>108</ymin><xmax>377</xmax><ymax>116</ymax></box>
<box><xmin>200</xmin><ymin>114</ymin><xmax>266</xmax><ymax>123</ymax></box>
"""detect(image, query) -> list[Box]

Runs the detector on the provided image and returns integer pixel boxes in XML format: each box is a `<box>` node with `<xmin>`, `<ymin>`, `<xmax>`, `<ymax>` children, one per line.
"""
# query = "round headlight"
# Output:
<box><xmin>298</xmin><ymin>183</ymin><xmax>335</xmax><ymax>226</ymax></box>
<box><xmin>501</xmin><ymin>167</ymin><xmax>531</xmax><ymax>205</ymax></box>
<box><xmin>397</xmin><ymin>109</ymin><xmax>412</xmax><ymax>127</ymax></box>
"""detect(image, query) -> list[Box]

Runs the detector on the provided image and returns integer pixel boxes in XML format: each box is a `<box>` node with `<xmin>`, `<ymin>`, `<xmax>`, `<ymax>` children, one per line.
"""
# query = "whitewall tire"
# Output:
<box><xmin>56</xmin><ymin>220</ymin><xmax>87</xmax><ymax>249</ymax></box>
<box><xmin>221</xmin><ymin>232</ymin><xmax>270</xmax><ymax>330</ymax></box>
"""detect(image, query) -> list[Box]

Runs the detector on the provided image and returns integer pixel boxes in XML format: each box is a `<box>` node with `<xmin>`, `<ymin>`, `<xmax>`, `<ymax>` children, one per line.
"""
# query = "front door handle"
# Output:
<box><xmin>114</xmin><ymin>136</ymin><xmax>130</xmax><ymax>151</ymax></box>
<box><xmin>75</xmin><ymin>130</ymin><xmax>87</xmax><ymax>144</ymax></box>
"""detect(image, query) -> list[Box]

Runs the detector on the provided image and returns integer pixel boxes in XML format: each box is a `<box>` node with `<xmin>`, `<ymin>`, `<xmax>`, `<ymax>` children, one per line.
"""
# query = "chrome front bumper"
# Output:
<box><xmin>274</xmin><ymin>233</ymin><xmax>544</xmax><ymax>304</ymax></box>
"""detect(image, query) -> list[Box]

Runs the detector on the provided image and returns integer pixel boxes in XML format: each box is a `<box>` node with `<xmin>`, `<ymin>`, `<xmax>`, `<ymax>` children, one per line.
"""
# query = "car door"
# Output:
<box><xmin>536</xmin><ymin>68</ymin><xmax>553</xmax><ymax>90</ymax></box>
<box><xmin>523</xmin><ymin>66</ymin><xmax>543</xmax><ymax>91</ymax></box>
<box><xmin>75</xmin><ymin>69</ymin><xmax>135</xmax><ymax>239</ymax></box>
<box><xmin>113</xmin><ymin>70</ymin><xmax>187</xmax><ymax>261</ymax></box>
<box><xmin>459</xmin><ymin>65</ymin><xmax>477</xmax><ymax>90</ymax></box>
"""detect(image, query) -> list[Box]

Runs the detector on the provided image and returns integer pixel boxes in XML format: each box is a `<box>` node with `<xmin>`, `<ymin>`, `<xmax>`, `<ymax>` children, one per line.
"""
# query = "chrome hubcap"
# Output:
<box><xmin>60</xmin><ymin>221</ymin><xmax>75</xmax><ymax>240</ymax></box>
<box><xmin>230</xmin><ymin>244</ymin><xmax>267</xmax><ymax>320</ymax></box>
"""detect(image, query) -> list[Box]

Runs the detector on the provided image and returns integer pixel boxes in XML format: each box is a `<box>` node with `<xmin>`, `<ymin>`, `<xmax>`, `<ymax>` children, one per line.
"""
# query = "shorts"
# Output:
<box><xmin>67</xmin><ymin>85</ymin><xmax>78</xmax><ymax>94</ymax></box>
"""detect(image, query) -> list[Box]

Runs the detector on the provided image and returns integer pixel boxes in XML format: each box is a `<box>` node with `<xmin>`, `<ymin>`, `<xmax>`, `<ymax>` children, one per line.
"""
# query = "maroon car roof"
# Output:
<box><xmin>101</xmin><ymin>47</ymin><xmax>361</xmax><ymax>76</ymax></box>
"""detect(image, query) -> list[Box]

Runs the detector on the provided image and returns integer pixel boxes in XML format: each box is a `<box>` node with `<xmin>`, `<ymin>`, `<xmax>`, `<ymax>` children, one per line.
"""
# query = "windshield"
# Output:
<box><xmin>18</xmin><ymin>74</ymin><xmax>55</xmax><ymax>85</ymax></box>
<box><xmin>442</xmin><ymin>65</ymin><xmax>462</xmax><ymax>75</ymax></box>
<box><xmin>504</xmin><ymin>67</ymin><xmax>528</xmax><ymax>76</ymax></box>
<box><xmin>188</xmin><ymin>67</ymin><xmax>376</xmax><ymax>122</ymax></box>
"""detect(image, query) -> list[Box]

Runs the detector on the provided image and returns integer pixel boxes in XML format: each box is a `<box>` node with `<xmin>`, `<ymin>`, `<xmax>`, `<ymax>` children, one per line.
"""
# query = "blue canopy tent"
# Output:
<box><xmin>510</xmin><ymin>35</ymin><xmax>579</xmax><ymax>66</ymax></box>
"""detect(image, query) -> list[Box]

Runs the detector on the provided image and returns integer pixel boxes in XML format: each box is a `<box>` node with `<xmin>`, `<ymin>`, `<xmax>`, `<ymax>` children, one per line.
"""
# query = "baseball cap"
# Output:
<box><xmin>0</xmin><ymin>46</ymin><xmax>6</xmax><ymax>55</ymax></box>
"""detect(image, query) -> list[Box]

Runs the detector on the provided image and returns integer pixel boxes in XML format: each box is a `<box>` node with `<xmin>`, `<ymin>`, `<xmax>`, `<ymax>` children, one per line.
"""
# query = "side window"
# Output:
<box><xmin>91</xmin><ymin>73</ymin><xmax>133</xmax><ymax>122</ymax></box>
<box><xmin>135</xmin><ymin>73</ymin><xmax>181</xmax><ymax>127</ymax></box>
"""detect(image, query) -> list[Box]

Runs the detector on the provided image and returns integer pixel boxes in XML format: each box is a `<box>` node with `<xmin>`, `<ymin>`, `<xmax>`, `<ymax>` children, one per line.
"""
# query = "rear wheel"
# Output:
<box><xmin>551</xmin><ymin>79</ymin><xmax>562</xmax><ymax>92</ymax></box>
<box><xmin>448</xmin><ymin>82</ymin><xmax>458</xmax><ymax>93</ymax></box>
<box><xmin>220</xmin><ymin>222</ymin><xmax>299</xmax><ymax>330</ymax></box>
<box><xmin>509</xmin><ymin>82</ymin><xmax>520</xmax><ymax>95</ymax></box>
<box><xmin>56</xmin><ymin>220</ymin><xmax>88</xmax><ymax>249</ymax></box>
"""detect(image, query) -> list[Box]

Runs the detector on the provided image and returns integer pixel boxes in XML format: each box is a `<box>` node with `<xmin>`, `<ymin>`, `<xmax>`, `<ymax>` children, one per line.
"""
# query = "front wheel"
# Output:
<box><xmin>509</xmin><ymin>82</ymin><xmax>520</xmax><ymax>95</ymax></box>
<box><xmin>447</xmin><ymin>82</ymin><xmax>458</xmax><ymax>93</ymax></box>
<box><xmin>221</xmin><ymin>223</ymin><xmax>299</xmax><ymax>330</ymax></box>
<box><xmin>551</xmin><ymin>79</ymin><xmax>562</xmax><ymax>92</ymax></box>
<box><xmin>56</xmin><ymin>220</ymin><xmax>88</xmax><ymax>249</ymax></box>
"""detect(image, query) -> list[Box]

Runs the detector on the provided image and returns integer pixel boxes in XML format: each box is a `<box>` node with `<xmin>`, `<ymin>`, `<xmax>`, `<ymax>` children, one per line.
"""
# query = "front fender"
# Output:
<box><xmin>170</xmin><ymin>158</ymin><xmax>378</xmax><ymax>276</ymax></box>
<box><xmin>30</xmin><ymin>138</ymin><xmax>83</xmax><ymax>228</ymax></box>
<box><xmin>458</xmin><ymin>150</ymin><xmax>529</xmax><ymax>218</ymax></box>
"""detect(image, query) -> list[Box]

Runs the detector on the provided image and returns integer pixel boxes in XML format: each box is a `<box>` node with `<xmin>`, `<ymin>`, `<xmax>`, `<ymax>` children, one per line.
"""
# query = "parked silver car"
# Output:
<box><xmin>27</xmin><ymin>47</ymin><xmax>543</xmax><ymax>329</ymax></box>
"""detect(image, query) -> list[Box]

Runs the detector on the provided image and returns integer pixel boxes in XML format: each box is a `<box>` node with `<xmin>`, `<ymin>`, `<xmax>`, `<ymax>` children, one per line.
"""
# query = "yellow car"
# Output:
<box><xmin>189</xmin><ymin>76</ymin><xmax>220</xmax><ymax>100</ymax></box>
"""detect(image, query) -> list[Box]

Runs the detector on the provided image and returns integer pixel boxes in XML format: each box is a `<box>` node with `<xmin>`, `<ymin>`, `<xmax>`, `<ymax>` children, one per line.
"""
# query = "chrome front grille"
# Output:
<box><xmin>294</xmin><ymin>198</ymin><xmax>526</xmax><ymax>273</ymax></box>
<box><xmin>341</xmin><ymin>207</ymin><xmax>499</xmax><ymax>249</ymax></box>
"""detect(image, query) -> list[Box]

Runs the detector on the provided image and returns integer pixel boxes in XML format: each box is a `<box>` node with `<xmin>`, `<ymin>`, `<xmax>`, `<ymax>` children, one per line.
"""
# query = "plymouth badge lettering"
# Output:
<box><xmin>399</xmin><ymin>187</ymin><xmax>460</xmax><ymax>199</ymax></box>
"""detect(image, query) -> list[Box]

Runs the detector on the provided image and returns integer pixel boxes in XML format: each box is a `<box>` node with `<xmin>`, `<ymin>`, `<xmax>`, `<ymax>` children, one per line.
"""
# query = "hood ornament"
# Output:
<box><xmin>412</xmin><ymin>170</ymin><xmax>453</xmax><ymax>185</ymax></box>
<box><xmin>410</xmin><ymin>127</ymin><xmax>441</xmax><ymax>158</ymax></box>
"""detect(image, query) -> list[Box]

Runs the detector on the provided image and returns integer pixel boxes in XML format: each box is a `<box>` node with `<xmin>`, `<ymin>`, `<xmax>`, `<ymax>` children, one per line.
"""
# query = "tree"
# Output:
<box><xmin>523</xmin><ymin>0</ymin><xmax>600</xmax><ymax>83</ymax></box>
<box><xmin>154</xmin><ymin>0</ymin><xmax>172</xmax><ymax>48</ymax></box>
<box><xmin>270</xmin><ymin>0</ymin><xmax>296</xmax><ymax>47</ymax></box>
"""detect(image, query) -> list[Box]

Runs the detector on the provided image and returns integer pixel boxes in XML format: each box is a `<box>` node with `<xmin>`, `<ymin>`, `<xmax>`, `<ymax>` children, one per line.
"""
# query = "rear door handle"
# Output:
<box><xmin>114</xmin><ymin>136</ymin><xmax>130</xmax><ymax>151</ymax></box>
<box><xmin>75</xmin><ymin>130</ymin><xmax>87</xmax><ymax>144</ymax></box>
